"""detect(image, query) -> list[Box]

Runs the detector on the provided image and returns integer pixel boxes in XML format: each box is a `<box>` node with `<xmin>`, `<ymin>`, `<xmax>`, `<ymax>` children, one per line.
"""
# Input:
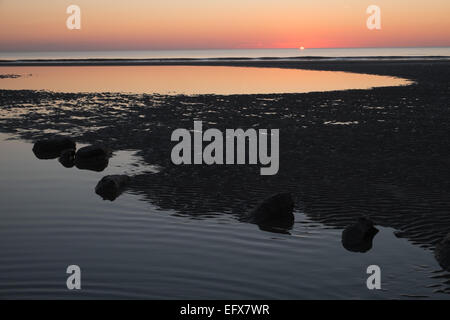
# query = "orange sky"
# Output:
<box><xmin>0</xmin><ymin>0</ymin><xmax>449</xmax><ymax>51</ymax></box>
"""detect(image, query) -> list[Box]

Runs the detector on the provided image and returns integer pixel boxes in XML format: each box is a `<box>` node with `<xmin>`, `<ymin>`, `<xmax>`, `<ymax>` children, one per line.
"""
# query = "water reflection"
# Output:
<box><xmin>0</xmin><ymin>66</ymin><xmax>412</xmax><ymax>95</ymax></box>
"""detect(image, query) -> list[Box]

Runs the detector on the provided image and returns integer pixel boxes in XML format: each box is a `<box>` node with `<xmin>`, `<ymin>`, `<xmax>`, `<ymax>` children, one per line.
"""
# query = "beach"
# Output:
<box><xmin>1</xmin><ymin>58</ymin><xmax>450</xmax><ymax>298</ymax></box>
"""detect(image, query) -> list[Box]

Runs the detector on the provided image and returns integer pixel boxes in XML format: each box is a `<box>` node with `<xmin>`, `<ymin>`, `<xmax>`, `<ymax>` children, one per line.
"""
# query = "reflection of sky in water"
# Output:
<box><xmin>0</xmin><ymin>133</ymin><xmax>449</xmax><ymax>299</ymax></box>
<box><xmin>0</xmin><ymin>66</ymin><xmax>412</xmax><ymax>95</ymax></box>
<box><xmin>108</xmin><ymin>150</ymin><xmax>162</xmax><ymax>175</ymax></box>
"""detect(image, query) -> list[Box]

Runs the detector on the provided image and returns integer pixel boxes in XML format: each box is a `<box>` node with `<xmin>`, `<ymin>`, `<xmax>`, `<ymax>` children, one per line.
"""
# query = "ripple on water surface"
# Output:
<box><xmin>0</xmin><ymin>134</ymin><xmax>449</xmax><ymax>299</ymax></box>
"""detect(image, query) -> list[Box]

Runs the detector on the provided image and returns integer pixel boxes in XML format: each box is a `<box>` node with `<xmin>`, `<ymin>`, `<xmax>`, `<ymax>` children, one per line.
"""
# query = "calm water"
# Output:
<box><xmin>1</xmin><ymin>47</ymin><xmax>450</xmax><ymax>60</ymax></box>
<box><xmin>0</xmin><ymin>133</ymin><xmax>449</xmax><ymax>299</ymax></box>
<box><xmin>0</xmin><ymin>66</ymin><xmax>411</xmax><ymax>95</ymax></box>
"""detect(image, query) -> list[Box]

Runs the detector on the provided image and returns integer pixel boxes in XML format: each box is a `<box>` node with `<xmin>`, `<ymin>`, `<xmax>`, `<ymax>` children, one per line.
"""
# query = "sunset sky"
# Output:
<box><xmin>1</xmin><ymin>0</ymin><xmax>449</xmax><ymax>51</ymax></box>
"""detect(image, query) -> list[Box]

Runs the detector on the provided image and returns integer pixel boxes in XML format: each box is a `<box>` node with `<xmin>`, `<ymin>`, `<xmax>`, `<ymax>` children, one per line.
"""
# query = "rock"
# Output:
<box><xmin>32</xmin><ymin>137</ymin><xmax>76</xmax><ymax>159</ymax></box>
<box><xmin>95</xmin><ymin>175</ymin><xmax>130</xmax><ymax>201</ymax></box>
<box><xmin>246</xmin><ymin>193</ymin><xmax>295</xmax><ymax>233</ymax></box>
<box><xmin>75</xmin><ymin>145</ymin><xmax>110</xmax><ymax>172</ymax></box>
<box><xmin>75</xmin><ymin>157</ymin><xmax>109</xmax><ymax>172</ymax></box>
<box><xmin>75</xmin><ymin>145</ymin><xmax>110</xmax><ymax>160</ymax></box>
<box><xmin>58</xmin><ymin>149</ymin><xmax>75</xmax><ymax>168</ymax></box>
<box><xmin>342</xmin><ymin>217</ymin><xmax>379</xmax><ymax>253</ymax></box>
<box><xmin>435</xmin><ymin>233</ymin><xmax>450</xmax><ymax>271</ymax></box>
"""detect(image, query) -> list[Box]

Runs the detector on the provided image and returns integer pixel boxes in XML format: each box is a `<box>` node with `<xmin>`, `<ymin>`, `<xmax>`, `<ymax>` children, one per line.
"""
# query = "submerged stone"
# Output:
<box><xmin>245</xmin><ymin>193</ymin><xmax>295</xmax><ymax>233</ymax></box>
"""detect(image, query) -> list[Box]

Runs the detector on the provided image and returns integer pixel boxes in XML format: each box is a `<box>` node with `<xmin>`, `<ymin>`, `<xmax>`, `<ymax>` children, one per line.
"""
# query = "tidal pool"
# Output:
<box><xmin>0</xmin><ymin>66</ymin><xmax>412</xmax><ymax>95</ymax></box>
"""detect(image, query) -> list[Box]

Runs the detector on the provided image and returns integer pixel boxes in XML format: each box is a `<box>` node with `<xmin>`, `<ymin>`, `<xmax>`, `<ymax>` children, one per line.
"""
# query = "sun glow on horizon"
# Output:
<box><xmin>0</xmin><ymin>0</ymin><xmax>449</xmax><ymax>52</ymax></box>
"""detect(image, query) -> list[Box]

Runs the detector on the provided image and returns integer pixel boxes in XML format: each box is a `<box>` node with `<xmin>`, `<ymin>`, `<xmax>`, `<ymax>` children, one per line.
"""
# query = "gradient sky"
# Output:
<box><xmin>1</xmin><ymin>0</ymin><xmax>449</xmax><ymax>51</ymax></box>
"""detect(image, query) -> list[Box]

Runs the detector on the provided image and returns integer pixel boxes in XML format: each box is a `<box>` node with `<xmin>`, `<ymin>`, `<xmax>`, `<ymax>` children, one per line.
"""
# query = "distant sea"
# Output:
<box><xmin>1</xmin><ymin>47</ymin><xmax>450</xmax><ymax>61</ymax></box>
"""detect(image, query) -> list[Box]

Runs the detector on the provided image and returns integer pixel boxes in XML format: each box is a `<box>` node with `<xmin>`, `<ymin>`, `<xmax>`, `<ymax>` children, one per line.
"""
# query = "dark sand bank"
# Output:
<box><xmin>1</xmin><ymin>60</ymin><xmax>450</xmax><ymax>256</ymax></box>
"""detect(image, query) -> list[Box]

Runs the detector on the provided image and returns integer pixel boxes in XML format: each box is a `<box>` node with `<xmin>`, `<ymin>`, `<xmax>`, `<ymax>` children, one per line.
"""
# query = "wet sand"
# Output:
<box><xmin>0</xmin><ymin>59</ymin><xmax>449</xmax><ymax>256</ymax></box>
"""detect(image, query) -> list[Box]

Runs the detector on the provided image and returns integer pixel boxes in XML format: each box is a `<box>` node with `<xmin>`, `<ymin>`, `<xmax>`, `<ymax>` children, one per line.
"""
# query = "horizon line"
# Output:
<box><xmin>1</xmin><ymin>45</ymin><xmax>450</xmax><ymax>53</ymax></box>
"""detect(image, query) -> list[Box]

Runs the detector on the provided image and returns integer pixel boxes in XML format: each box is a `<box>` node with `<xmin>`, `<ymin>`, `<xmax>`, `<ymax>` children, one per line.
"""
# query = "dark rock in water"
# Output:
<box><xmin>95</xmin><ymin>175</ymin><xmax>130</xmax><ymax>201</ymax></box>
<box><xmin>435</xmin><ymin>233</ymin><xmax>450</xmax><ymax>271</ymax></box>
<box><xmin>58</xmin><ymin>149</ymin><xmax>75</xmax><ymax>168</ymax></box>
<box><xmin>75</xmin><ymin>157</ymin><xmax>109</xmax><ymax>172</ymax></box>
<box><xmin>75</xmin><ymin>145</ymin><xmax>110</xmax><ymax>172</ymax></box>
<box><xmin>342</xmin><ymin>217</ymin><xmax>379</xmax><ymax>253</ymax></box>
<box><xmin>75</xmin><ymin>145</ymin><xmax>110</xmax><ymax>160</ymax></box>
<box><xmin>32</xmin><ymin>137</ymin><xmax>76</xmax><ymax>160</ymax></box>
<box><xmin>251</xmin><ymin>193</ymin><xmax>295</xmax><ymax>222</ymax></box>
<box><xmin>245</xmin><ymin>193</ymin><xmax>295</xmax><ymax>233</ymax></box>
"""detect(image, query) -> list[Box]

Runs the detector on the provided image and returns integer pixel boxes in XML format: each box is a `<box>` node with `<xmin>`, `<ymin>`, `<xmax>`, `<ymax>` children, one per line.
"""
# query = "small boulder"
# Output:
<box><xmin>435</xmin><ymin>233</ymin><xmax>450</xmax><ymax>271</ymax></box>
<box><xmin>342</xmin><ymin>217</ymin><xmax>379</xmax><ymax>253</ymax></box>
<box><xmin>58</xmin><ymin>149</ymin><xmax>75</xmax><ymax>168</ymax></box>
<box><xmin>75</xmin><ymin>157</ymin><xmax>109</xmax><ymax>172</ymax></box>
<box><xmin>75</xmin><ymin>145</ymin><xmax>110</xmax><ymax>160</ymax></box>
<box><xmin>245</xmin><ymin>193</ymin><xmax>295</xmax><ymax>233</ymax></box>
<box><xmin>75</xmin><ymin>145</ymin><xmax>110</xmax><ymax>172</ymax></box>
<box><xmin>32</xmin><ymin>137</ymin><xmax>76</xmax><ymax>159</ymax></box>
<box><xmin>95</xmin><ymin>175</ymin><xmax>130</xmax><ymax>201</ymax></box>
